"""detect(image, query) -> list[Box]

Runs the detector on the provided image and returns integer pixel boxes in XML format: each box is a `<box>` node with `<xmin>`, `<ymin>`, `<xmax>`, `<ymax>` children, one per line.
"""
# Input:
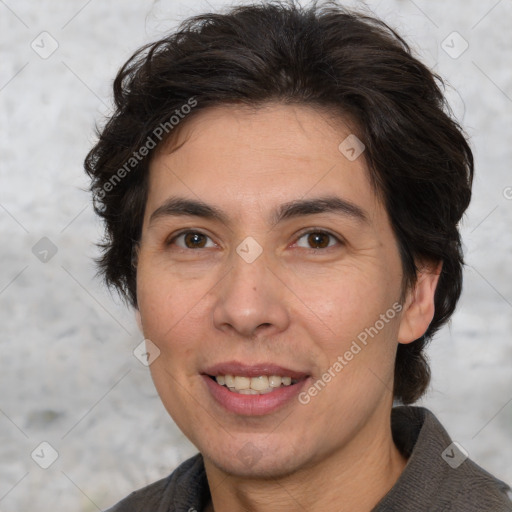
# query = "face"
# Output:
<box><xmin>136</xmin><ymin>103</ymin><xmax>421</xmax><ymax>479</ymax></box>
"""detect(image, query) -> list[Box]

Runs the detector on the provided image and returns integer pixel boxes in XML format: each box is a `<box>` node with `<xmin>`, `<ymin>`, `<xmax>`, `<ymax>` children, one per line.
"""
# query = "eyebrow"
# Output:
<box><xmin>273</xmin><ymin>196</ymin><xmax>368</xmax><ymax>225</ymax></box>
<box><xmin>149</xmin><ymin>195</ymin><xmax>369</xmax><ymax>227</ymax></box>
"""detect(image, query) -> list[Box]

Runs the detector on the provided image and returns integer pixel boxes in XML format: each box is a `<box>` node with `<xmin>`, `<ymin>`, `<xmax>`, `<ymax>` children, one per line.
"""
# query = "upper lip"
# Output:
<box><xmin>202</xmin><ymin>361</ymin><xmax>309</xmax><ymax>380</ymax></box>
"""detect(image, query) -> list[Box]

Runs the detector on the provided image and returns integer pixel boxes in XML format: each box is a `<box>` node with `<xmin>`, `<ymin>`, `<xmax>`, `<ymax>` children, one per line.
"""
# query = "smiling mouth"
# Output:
<box><xmin>208</xmin><ymin>374</ymin><xmax>304</xmax><ymax>395</ymax></box>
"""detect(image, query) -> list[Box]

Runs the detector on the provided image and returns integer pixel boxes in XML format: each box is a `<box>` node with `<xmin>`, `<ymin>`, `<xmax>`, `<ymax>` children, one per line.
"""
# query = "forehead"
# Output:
<box><xmin>145</xmin><ymin>102</ymin><xmax>380</xmax><ymax>225</ymax></box>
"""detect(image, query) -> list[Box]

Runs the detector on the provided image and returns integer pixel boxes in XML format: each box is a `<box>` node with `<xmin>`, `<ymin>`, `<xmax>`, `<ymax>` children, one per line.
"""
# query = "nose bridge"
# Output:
<box><xmin>212</xmin><ymin>241</ymin><xmax>290</xmax><ymax>337</ymax></box>
<box><xmin>229</xmin><ymin>254</ymin><xmax>267</xmax><ymax>297</ymax></box>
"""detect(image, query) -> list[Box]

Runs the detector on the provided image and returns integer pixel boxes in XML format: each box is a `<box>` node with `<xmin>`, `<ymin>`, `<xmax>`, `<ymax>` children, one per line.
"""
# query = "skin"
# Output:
<box><xmin>135</xmin><ymin>103</ymin><xmax>440</xmax><ymax>512</ymax></box>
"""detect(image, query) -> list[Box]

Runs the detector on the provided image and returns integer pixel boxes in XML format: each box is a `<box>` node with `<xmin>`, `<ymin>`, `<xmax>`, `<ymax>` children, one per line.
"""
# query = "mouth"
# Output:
<box><xmin>206</xmin><ymin>374</ymin><xmax>303</xmax><ymax>395</ymax></box>
<box><xmin>201</xmin><ymin>361</ymin><xmax>310</xmax><ymax>415</ymax></box>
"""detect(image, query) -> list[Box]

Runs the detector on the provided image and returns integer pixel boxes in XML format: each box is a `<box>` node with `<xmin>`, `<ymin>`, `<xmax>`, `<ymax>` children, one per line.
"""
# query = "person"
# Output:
<box><xmin>84</xmin><ymin>1</ymin><xmax>512</xmax><ymax>510</ymax></box>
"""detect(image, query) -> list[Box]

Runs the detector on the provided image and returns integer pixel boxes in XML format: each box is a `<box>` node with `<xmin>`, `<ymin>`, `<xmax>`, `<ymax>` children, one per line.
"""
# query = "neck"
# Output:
<box><xmin>203</xmin><ymin>408</ymin><xmax>407</xmax><ymax>512</ymax></box>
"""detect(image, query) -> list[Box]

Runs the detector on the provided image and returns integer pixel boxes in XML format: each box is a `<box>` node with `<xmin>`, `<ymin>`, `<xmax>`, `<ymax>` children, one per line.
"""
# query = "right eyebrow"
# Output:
<box><xmin>149</xmin><ymin>197</ymin><xmax>230</xmax><ymax>226</ymax></box>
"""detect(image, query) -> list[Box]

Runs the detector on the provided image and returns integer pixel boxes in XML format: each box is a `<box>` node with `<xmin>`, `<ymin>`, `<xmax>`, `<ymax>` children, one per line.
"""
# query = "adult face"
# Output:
<box><xmin>135</xmin><ymin>103</ymin><xmax>434</xmax><ymax>480</ymax></box>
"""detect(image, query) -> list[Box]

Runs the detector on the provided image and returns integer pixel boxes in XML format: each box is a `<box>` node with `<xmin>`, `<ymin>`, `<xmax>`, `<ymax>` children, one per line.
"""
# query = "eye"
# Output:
<box><xmin>167</xmin><ymin>230</ymin><xmax>216</xmax><ymax>249</ymax></box>
<box><xmin>294</xmin><ymin>230</ymin><xmax>342</xmax><ymax>250</ymax></box>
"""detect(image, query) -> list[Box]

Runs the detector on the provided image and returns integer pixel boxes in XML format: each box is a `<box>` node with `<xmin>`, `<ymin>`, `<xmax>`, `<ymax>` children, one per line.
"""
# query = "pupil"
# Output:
<box><xmin>185</xmin><ymin>232</ymin><xmax>206</xmax><ymax>248</ymax></box>
<box><xmin>308</xmin><ymin>232</ymin><xmax>329</xmax><ymax>249</ymax></box>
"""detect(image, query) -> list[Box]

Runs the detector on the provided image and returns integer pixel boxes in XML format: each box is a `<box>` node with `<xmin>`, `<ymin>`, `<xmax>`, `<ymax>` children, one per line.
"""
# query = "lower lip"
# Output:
<box><xmin>202</xmin><ymin>375</ymin><xmax>309</xmax><ymax>416</ymax></box>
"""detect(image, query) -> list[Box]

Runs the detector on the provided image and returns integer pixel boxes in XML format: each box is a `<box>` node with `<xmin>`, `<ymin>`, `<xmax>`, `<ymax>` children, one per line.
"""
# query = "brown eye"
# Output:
<box><xmin>295</xmin><ymin>230</ymin><xmax>340</xmax><ymax>250</ymax></box>
<box><xmin>184</xmin><ymin>232</ymin><xmax>207</xmax><ymax>248</ymax></box>
<box><xmin>308</xmin><ymin>232</ymin><xmax>330</xmax><ymax>248</ymax></box>
<box><xmin>168</xmin><ymin>231</ymin><xmax>214</xmax><ymax>249</ymax></box>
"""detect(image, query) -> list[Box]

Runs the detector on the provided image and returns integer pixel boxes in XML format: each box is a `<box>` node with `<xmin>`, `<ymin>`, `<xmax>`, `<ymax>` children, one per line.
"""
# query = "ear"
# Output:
<box><xmin>398</xmin><ymin>262</ymin><xmax>442</xmax><ymax>344</ymax></box>
<box><xmin>134</xmin><ymin>309</ymin><xmax>144</xmax><ymax>333</ymax></box>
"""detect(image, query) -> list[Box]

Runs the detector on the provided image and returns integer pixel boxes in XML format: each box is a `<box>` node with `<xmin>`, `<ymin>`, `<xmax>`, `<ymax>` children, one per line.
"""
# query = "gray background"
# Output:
<box><xmin>1</xmin><ymin>0</ymin><xmax>511</xmax><ymax>510</ymax></box>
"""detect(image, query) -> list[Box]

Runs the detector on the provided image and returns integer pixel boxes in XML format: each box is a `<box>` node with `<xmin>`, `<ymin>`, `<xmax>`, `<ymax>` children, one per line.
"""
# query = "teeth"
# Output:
<box><xmin>269</xmin><ymin>375</ymin><xmax>282</xmax><ymax>388</ymax></box>
<box><xmin>214</xmin><ymin>374</ymin><xmax>298</xmax><ymax>394</ymax></box>
<box><xmin>234</xmin><ymin>376</ymin><xmax>251</xmax><ymax>390</ymax></box>
<box><xmin>250</xmin><ymin>376</ymin><xmax>269</xmax><ymax>391</ymax></box>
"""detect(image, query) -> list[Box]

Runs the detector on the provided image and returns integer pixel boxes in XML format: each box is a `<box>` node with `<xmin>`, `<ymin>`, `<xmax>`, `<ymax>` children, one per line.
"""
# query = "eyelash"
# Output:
<box><xmin>166</xmin><ymin>229</ymin><xmax>344</xmax><ymax>252</ymax></box>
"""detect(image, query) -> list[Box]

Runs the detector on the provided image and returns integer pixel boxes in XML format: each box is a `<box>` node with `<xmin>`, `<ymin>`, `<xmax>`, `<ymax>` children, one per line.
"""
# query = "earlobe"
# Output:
<box><xmin>397</xmin><ymin>262</ymin><xmax>442</xmax><ymax>344</ymax></box>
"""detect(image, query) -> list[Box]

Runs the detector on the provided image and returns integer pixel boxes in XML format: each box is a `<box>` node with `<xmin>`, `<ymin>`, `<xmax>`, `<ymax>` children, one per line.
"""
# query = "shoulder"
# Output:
<box><xmin>104</xmin><ymin>453</ymin><xmax>208</xmax><ymax>512</ymax></box>
<box><xmin>448</xmin><ymin>457</ymin><xmax>512</xmax><ymax>512</ymax></box>
<box><xmin>105</xmin><ymin>475</ymin><xmax>171</xmax><ymax>512</ymax></box>
<box><xmin>374</xmin><ymin>406</ymin><xmax>512</xmax><ymax>512</ymax></box>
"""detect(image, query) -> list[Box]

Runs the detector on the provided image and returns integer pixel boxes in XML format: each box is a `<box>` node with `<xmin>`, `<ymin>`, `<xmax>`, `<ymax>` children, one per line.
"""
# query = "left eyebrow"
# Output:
<box><xmin>271</xmin><ymin>196</ymin><xmax>369</xmax><ymax>226</ymax></box>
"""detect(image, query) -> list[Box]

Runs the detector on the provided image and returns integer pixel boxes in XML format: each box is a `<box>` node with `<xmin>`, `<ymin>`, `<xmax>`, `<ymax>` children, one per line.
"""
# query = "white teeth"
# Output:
<box><xmin>214</xmin><ymin>374</ymin><xmax>298</xmax><ymax>394</ymax></box>
<box><xmin>269</xmin><ymin>375</ymin><xmax>282</xmax><ymax>388</ymax></box>
<box><xmin>234</xmin><ymin>376</ymin><xmax>251</xmax><ymax>390</ymax></box>
<box><xmin>250</xmin><ymin>376</ymin><xmax>269</xmax><ymax>391</ymax></box>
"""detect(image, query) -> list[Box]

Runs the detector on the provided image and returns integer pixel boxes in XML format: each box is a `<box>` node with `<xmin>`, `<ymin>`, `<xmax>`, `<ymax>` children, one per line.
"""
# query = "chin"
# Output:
<box><xmin>208</xmin><ymin>454</ymin><xmax>304</xmax><ymax>480</ymax></box>
<box><xmin>201</xmin><ymin>438</ymin><xmax>313</xmax><ymax>480</ymax></box>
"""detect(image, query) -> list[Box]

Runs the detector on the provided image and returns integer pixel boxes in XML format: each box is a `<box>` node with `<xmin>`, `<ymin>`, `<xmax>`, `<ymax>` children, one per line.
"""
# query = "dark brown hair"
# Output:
<box><xmin>84</xmin><ymin>0</ymin><xmax>473</xmax><ymax>404</ymax></box>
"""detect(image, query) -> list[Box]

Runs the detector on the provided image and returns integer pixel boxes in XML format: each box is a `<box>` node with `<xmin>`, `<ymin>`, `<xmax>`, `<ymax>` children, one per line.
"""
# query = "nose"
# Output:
<box><xmin>212</xmin><ymin>250</ymin><xmax>290</xmax><ymax>339</ymax></box>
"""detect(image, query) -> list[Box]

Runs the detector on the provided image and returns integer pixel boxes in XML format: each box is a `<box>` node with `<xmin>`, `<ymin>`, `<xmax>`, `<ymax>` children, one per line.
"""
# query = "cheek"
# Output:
<box><xmin>136</xmin><ymin>260</ymin><xmax>205</xmax><ymax>338</ymax></box>
<box><xmin>291</xmin><ymin>263</ymin><xmax>398</xmax><ymax>348</ymax></box>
